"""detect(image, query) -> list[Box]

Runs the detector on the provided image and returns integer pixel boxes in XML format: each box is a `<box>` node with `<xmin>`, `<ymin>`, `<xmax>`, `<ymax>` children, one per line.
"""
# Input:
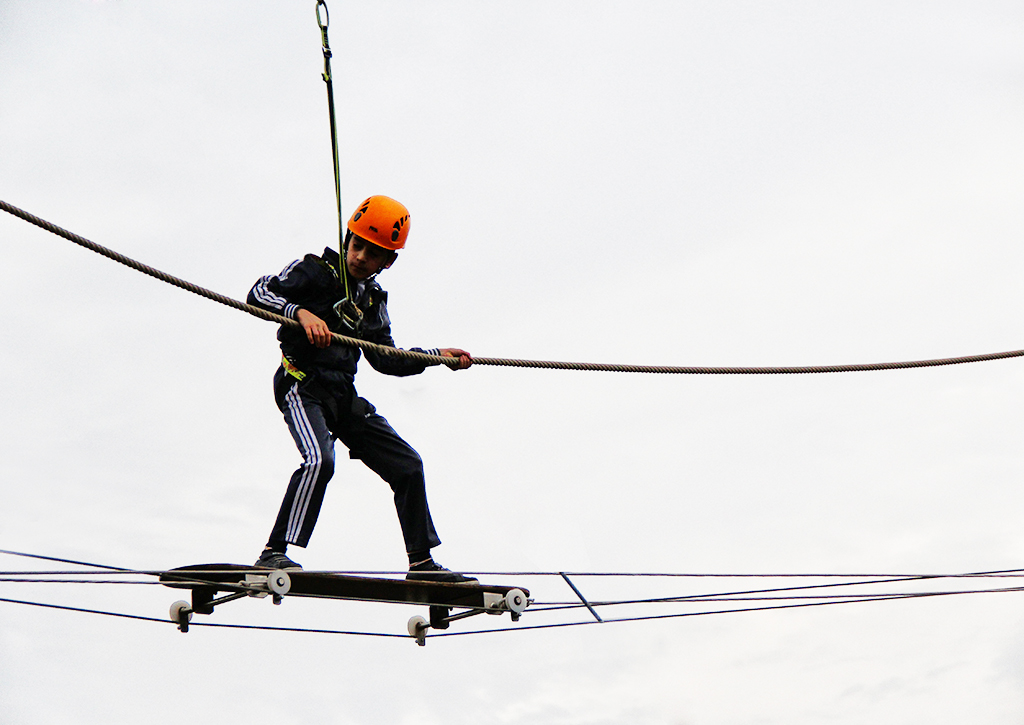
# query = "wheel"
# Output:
<box><xmin>504</xmin><ymin>588</ymin><xmax>528</xmax><ymax>615</ymax></box>
<box><xmin>169</xmin><ymin>600</ymin><xmax>192</xmax><ymax>632</ymax></box>
<box><xmin>407</xmin><ymin>615</ymin><xmax>428</xmax><ymax>646</ymax></box>
<box><xmin>266</xmin><ymin>570</ymin><xmax>291</xmax><ymax>596</ymax></box>
<box><xmin>169</xmin><ymin>600</ymin><xmax>192</xmax><ymax>623</ymax></box>
<box><xmin>407</xmin><ymin>615</ymin><xmax>428</xmax><ymax>636</ymax></box>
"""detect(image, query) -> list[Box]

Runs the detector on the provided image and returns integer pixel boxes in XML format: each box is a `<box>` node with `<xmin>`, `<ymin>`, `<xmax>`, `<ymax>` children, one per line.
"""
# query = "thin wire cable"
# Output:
<box><xmin>531</xmin><ymin>587</ymin><xmax>1024</xmax><ymax>612</ymax></box>
<box><xmin>0</xmin><ymin>596</ymin><xmax>406</xmax><ymax>638</ymax></box>
<box><xmin>5</xmin><ymin>549</ymin><xmax>1024</xmax><ymax>633</ymax></box>
<box><xmin>0</xmin><ymin>595</ymin><xmax>171</xmax><ymax>625</ymax></box>
<box><xmin>0</xmin><ymin>578</ymin><xmax>158</xmax><ymax>585</ymax></box>
<box><xmin>5</xmin><ymin>199</ymin><xmax>1024</xmax><ymax>375</ymax></box>
<box><xmin>0</xmin><ymin>547</ymin><xmax>131</xmax><ymax>571</ymax></box>
<box><xmin>429</xmin><ymin>585</ymin><xmax>1024</xmax><ymax>638</ymax></box>
<box><xmin>3</xmin><ymin>550</ymin><xmax>1022</xmax><ymax>589</ymax></box>
<box><xmin>4</xmin><ymin>585</ymin><xmax>1021</xmax><ymax>640</ymax></box>
<box><xmin>3</xmin><ymin>575</ymin><xmax>1022</xmax><ymax>641</ymax></box>
<box><xmin>529</xmin><ymin>570</ymin><xmax>1024</xmax><ymax>610</ymax></box>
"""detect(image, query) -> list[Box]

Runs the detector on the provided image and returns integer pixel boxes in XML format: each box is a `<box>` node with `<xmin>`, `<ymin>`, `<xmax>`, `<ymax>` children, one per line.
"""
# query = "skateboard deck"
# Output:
<box><xmin>159</xmin><ymin>564</ymin><xmax>530</xmax><ymax>645</ymax></box>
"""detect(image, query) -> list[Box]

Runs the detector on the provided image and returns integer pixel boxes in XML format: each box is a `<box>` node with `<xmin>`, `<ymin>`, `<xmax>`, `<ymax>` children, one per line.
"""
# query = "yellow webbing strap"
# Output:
<box><xmin>282</xmin><ymin>356</ymin><xmax>307</xmax><ymax>381</ymax></box>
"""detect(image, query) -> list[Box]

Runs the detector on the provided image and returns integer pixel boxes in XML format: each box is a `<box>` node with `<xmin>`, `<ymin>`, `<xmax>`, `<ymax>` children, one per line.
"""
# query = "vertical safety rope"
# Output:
<box><xmin>316</xmin><ymin>1</ymin><xmax>352</xmax><ymax>302</ymax></box>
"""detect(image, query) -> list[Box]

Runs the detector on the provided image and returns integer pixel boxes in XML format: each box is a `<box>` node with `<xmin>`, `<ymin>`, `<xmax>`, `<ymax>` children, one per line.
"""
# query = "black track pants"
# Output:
<box><xmin>269</xmin><ymin>375</ymin><xmax>441</xmax><ymax>553</ymax></box>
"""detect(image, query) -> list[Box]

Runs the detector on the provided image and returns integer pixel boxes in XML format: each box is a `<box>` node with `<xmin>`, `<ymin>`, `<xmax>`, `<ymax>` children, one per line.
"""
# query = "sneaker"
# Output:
<box><xmin>254</xmin><ymin>550</ymin><xmax>303</xmax><ymax>570</ymax></box>
<box><xmin>406</xmin><ymin>559</ymin><xmax>478</xmax><ymax>584</ymax></box>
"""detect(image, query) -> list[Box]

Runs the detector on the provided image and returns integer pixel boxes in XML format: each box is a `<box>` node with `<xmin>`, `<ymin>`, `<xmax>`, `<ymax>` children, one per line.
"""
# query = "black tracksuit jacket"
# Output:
<box><xmin>247</xmin><ymin>246</ymin><xmax>441</xmax><ymax>393</ymax></box>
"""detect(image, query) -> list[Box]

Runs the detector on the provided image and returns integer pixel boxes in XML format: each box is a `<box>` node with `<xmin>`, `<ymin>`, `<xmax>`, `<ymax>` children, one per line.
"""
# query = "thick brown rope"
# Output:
<box><xmin>4</xmin><ymin>199</ymin><xmax>1022</xmax><ymax>375</ymax></box>
<box><xmin>1</xmin><ymin>200</ymin><xmax>442</xmax><ymax>366</ymax></box>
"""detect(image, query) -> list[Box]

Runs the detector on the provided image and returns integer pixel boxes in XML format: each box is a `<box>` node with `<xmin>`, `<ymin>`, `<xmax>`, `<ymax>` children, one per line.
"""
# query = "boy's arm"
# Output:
<box><xmin>363</xmin><ymin>342</ymin><xmax>472</xmax><ymax>376</ymax></box>
<box><xmin>361</xmin><ymin>305</ymin><xmax>472</xmax><ymax>375</ymax></box>
<box><xmin>248</xmin><ymin>258</ymin><xmax>338</xmax><ymax>349</ymax></box>
<box><xmin>247</xmin><ymin>259</ymin><xmax>306</xmax><ymax>320</ymax></box>
<box><xmin>296</xmin><ymin>309</ymin><xmax>333</xmax><ymax>348</ymax></box>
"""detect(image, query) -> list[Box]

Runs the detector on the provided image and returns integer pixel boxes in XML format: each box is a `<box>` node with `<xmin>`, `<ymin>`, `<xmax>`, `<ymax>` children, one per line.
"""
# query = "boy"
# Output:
<box><xmin>247</xmin><ymin>195</ymin><xmax>476</xmax><ymax>583</ymax></box>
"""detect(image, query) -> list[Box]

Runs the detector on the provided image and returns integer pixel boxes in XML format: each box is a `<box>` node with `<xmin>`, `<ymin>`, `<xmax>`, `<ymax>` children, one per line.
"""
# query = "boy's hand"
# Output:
<box><xmin>297</xmin><ymin>308</ymin><xmax>332</xmax><ymax>348</ymax></box>
<box><xmin>439</xmin><ymin>348</ymin><xmax>473</xmax><ymax>370</ymax></box>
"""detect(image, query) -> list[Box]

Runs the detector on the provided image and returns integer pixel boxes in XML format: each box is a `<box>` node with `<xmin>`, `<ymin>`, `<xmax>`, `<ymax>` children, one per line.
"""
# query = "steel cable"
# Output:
<box><xmin>5</xmin><ymin>585</ymin><xmax>1019</xmax><ymax>642</ymax></box>
<box><xmin>4</xmin><ymin>199</ymin><xmax>1024</xmax><ymax>375</ymax></box>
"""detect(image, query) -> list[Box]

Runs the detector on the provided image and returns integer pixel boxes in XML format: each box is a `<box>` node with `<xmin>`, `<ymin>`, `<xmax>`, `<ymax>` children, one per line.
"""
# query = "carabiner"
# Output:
<box><xmin>333</xmin><ymin>297</ymin><xmax>364</xmax><ymax>334</ymax></box>
<box><xmin>317</xmin><ymin>1</ymin><xmax>333</xmax><ymax>80</ymax></box>
<box><xmin>316</xmin><ymin>0</ymin><xmax>329</xmax><ymax>31</ymax></box>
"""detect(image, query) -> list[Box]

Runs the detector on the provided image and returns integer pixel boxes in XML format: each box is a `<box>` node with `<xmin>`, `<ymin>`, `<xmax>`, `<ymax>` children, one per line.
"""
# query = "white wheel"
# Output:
<box><xmin>267</xmin><ymin>570</ymin><xmax>291</xmax><ymax>596</ymax></box>
<box><xmin>407</xmin><ymin>615</ymin><xmax>428</xmax><ymax>646</ymax></box>
<box><xmin>169</xmin><ymin>600</ymin><xmax>192</xmax><ymax>631</ymax></box>
<box><xmin>504</xmin><ymin>589</ymin><xmax>528</xmax><ymax>615</ymax></box>
<box><xmin>407</xmin><ymin>615</ymin><xmax>428</xmax><ymax>637</ymax></box>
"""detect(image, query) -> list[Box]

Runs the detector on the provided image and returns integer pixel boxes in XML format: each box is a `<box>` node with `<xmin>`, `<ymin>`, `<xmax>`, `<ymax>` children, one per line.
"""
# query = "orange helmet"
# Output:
<box><xmin>347</xmin><ymin>195</ymin><xmax>410</xmax><ymax>251</ymax></box>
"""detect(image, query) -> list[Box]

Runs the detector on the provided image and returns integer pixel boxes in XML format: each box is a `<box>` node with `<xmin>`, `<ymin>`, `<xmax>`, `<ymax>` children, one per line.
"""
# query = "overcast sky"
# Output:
<box><xmin>3</xmin><ymin>1</ymin><xmax>1024</xmax><ymax>723</ymax></box>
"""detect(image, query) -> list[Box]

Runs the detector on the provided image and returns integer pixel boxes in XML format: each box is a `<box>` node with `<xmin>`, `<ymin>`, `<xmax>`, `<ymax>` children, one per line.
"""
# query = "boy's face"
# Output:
<box><xmin>346</xmin><ymin>235</ymin><xmax>395</xmax><ymax>280</ymax></box>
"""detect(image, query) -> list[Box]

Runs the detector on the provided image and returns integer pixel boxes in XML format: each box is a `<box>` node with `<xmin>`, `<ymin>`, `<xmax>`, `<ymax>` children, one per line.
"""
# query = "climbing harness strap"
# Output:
<box><xmin>277</xmin><ymin>356</ymin><xmax>344</xmax><ymax>423</ymax></box>
<box><xmin>282</xmin><ymin>356</ymin><xmax>307</xmax><ymax>381</ymax></box>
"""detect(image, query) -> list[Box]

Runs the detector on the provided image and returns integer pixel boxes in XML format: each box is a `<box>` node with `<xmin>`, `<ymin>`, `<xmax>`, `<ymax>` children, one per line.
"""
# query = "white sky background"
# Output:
<box><xmin>2</xmin><ymin>1</ymin><xmax>1024</xmax><ymax>723</ymax></box>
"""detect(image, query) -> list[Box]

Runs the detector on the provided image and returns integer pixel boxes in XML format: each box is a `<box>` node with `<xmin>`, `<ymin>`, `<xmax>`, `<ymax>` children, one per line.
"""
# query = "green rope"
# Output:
<box><xmin>316</xmin><ymin>1</ymin><xmax>355</xmax><ymax>310</ymax></box>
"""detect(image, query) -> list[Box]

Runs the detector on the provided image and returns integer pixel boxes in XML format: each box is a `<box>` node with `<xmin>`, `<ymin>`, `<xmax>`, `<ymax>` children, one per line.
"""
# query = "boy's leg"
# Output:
<box><xmin>338</xmin><ymin>412</ymin><xmax>441</xmax><ymax>555</ymax></box>
<box><xmin>268</xmin><ymin>382</ymin><xmax>337</xmax><ymax>549</ymax></box>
